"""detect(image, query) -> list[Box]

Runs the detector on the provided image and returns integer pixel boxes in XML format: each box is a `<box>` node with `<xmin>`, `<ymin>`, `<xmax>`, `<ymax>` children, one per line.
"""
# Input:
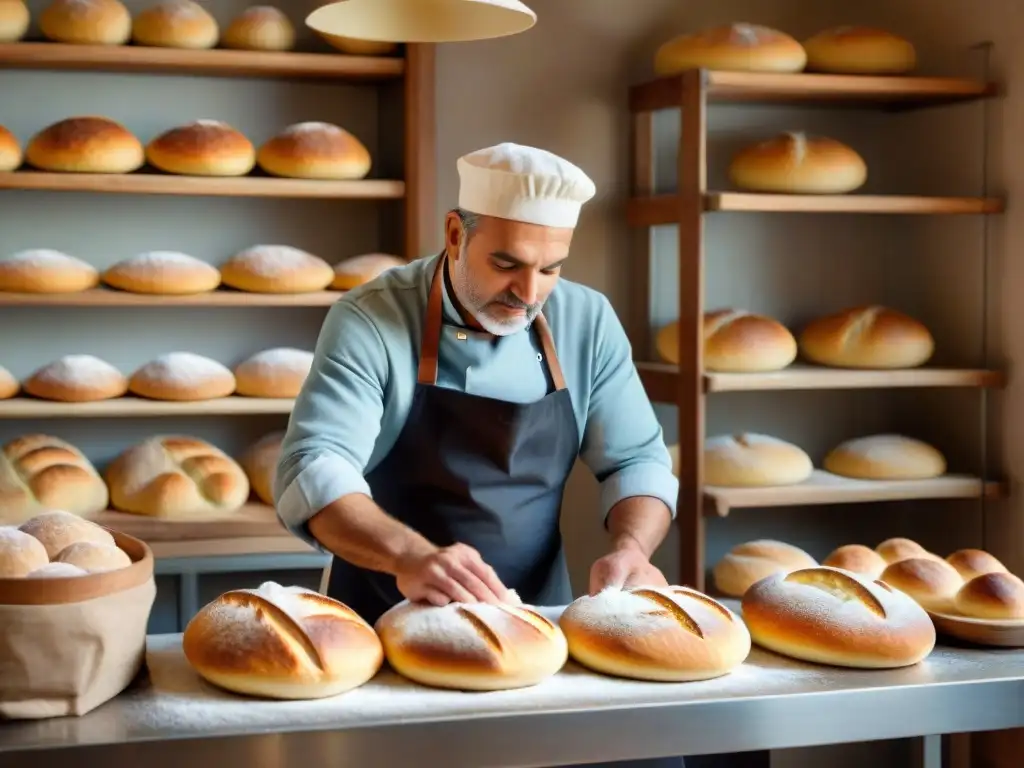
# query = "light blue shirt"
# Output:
<box><xmin>275</xmin><ymin>252</ymin><xmax>678</xmax><ymax>552</ymax></box>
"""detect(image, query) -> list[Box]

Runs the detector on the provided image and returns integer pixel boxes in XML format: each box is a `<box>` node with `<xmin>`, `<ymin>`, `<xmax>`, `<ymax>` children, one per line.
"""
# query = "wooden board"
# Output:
<box><xmin>928</xmin><ymin>611</ymin><xmax>1024</xmax><ymax>648</ymax></box>
<box><xmin>0</xmin><ymin>396</ymin><xmax>295</xmax><ymax>418</ymax></box>
<box><xmin>0</xmin><ymin>288</ymin><xmax>342</xmax><ymax>308</ymax></box>
<box><xmin>92</xmin><ymin>504</ymin><xmax>288</xmax><ymax>542</ymax></box>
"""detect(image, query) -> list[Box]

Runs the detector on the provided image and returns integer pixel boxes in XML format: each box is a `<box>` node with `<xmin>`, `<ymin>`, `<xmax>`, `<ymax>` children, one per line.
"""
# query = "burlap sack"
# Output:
<box><xmin>0</xmin><ymin>530</ymin><xmax>156</xmax><ymax>719</ymax></box>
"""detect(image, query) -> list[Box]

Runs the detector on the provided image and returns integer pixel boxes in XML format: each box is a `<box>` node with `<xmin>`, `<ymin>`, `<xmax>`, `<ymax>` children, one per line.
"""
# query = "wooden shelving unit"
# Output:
<box><xmin>0</xmin><ymin>288</ymin><xmax>343</xmax><ymax>307</ymax></box>
<box><xmin>626</xmin><ymin>67</ymin><xmax>1004</xmax><ymax>590</ymax></box>
<box><xmin>0</xmin><ymin>396</ymin><xmax>295</xmax><ymax>418</ymax></box>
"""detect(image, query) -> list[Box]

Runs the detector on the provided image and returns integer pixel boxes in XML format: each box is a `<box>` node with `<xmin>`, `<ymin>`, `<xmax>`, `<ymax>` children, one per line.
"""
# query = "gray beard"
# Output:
<box><xmin>450</xmin><ymin>246</ymin><xmax>541</xmax><ymax>336</ymax></box>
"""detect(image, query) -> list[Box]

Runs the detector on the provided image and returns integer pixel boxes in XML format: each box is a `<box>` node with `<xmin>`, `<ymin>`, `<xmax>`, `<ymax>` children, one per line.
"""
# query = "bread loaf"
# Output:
<box><xmin>146</xmin><ymin>120</ymin><xmax>256</xmax><ymax>177</ymax></box>
<box><xmin>803</xmin><ymin>26</ymin><xmax>916</xmax><ymax>75</ymax></box>
<box><xmin>705</xmin><ymin>433</ymin><xmax>813</xmax><ymax>487</ymax></box>
<box><xmin>183</xmin><ymin>582</ymin><xmax>384</xmax><ymax>699</ymax></box>
<box><xmin>824</xmin><ymin>434</ymin><xmax>946</xmax><ymax>481</ymax></box>
<box><xmin>39</xmin><ymin>0</ymin><xmax>131</xmax><ymax>45</ymax></box>
<box><xmin>0</xmin><ymin>124</ymin><xmax>22</xmax><ymax>171</ymax></box>
<box><xmin>798</xmin><ymin>305</ymin><xmax>934</xmax><ymax>369</ymax></box>
<box><xmin>375</xmin><ymin>598</ymin><xmax>568</xmax><ymax>691</ymax></box>
<box><xmin>559</xmin><ymin>586</ymin><xmax>751</xmax><ymax>681</ymax></box>
<box><xmin>713</xmin><ymin>539</ymin><xmax>817</xmax><ymax>598</ymax></box>
<box><xmin>946</xmin><ymin>549</ymin><xmax>1009</xmax><ymax>582</ymax></box>
<box><xmin>222</xmin><ymin>6</ymin><xmax>294</xmax><ymax>51</ymax></box>
<box><xmin>0</xmin><ymin>249</ymin><xmax>99</xmax><ymax>293</ymax></box>
<box><xmin>239</xmin><ymin>431</ymin><xmax>283</xmax><ymax>506</ymax></box>
<box><xmin>331</xmin><ymin>253</ymin><xmax>405</xmax><ymax>291</ymax></box>
<box><xmin>653</xmin><ymin>23</ymin><xmax>807</xmax><ymax>76</ymax></box>
<box><xmin>132</xmin><ymin>0</ymin><xmax>218</xmax><ymax>48</ymax></box>
<box><xmin>880</xmin><ymin>557</ymin><xmax>963</xmax><ymax>612</ymax></box>
<box><xmin>953</xmin><ymin>572</ymin><xmax>1024</xmax><ymax>621</ymax></box>
<box><xmin>0</xmin><ymin>528</ymin><xmax>49</xmax><ymax>578</ymax></box>
<box><xmin>27</xmin><ymin>116</ymin><xmax>144</xmax><ymax>174</ymax></box>
<box><xmin>220</xmin><ymin>245</ymin><xmax>334</xmax><ymax>294</ymax></box>
<box><xmin>0</xmin><ymin>0</ymin><xmax>29</xmax><ymax>42</ymax></box>
<box><xmin>822</xmin><ymin>544</ymin><xmax>887</xmax><ymax>579</ymax></box>
<box><xmin>18</xmin><ymin>510</ymin><xmax>115</xmax><ymax>559</ymax></box>
<box><xmin>875</xmin><ymin>537</ymin><xmax>939</xmax><ymax>564</ymax></box>
<box><xmin>0</xmin><ymin>364</ymin><xmax>18</xmax><ymax>399</ymax></box>
<box><xmin>27</xmin><ymin>562</ymin><xmax>88</xmax><ymax>579</ymax></box>
<box><xmin>742</xmin><ymin>566</ymin><xmax>936</xmax><ymax>668</ymax></box>
<box><xmin>102</xmin><ymin>251</ymin><xmax>221</xmax><ymax>295</ymax></box>
<box><xmin>316</xmin><ymin>29</ymin><xmax>398</xmax><ymax>56</ymax></box>
<box><xmin>54</xmin><ymin>540</ymin><xmax>132</xmax><ymax>573</ymax></box>
<box><xmin>257</xmin><ymin>122</ymin><xmax>372</xmax><ymax>180</ymax></box>
<box><xmin>234</xmin><ymin>348</ymin><xmax>312</xmax><ymax>398</ymax></box>
<box><xmin>688</xmin><ymin>309</ymin><xmax>798</xmax><ymax>371</ymax></box>
<box><xmin>0</xmin><ymin>436</ymin><xmax>109</xmax><ymax>524</ymax></box>
<box><xmin>105</xmin><ymin>435</ymin><xmax>250</xmax><ymax>518</ymax></box>
<box><xmin>128</xmin><ymin>352</ymin><xmax>236</xmax><ymax>401</ymax></box>
<box><xmin>729</xmin><ymin>132</ymin><xmax>867</xmax><ymax>195</ymax></box>
<box><xmin>23</xmin><ymin>354</ymin><xmax>129</xmax><ymax>402</ymax></box>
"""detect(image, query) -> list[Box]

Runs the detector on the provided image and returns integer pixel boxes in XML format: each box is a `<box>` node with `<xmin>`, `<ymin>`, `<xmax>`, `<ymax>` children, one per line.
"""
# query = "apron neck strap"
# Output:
<box><xmin>417</xmin><ymin>252</ymin><xmax>567</xmax><ymax>392</ymax></box>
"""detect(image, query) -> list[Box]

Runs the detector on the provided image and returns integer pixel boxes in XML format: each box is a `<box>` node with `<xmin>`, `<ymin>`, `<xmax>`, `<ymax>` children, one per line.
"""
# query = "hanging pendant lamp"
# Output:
<box><xmin>305</xmin><ymin>0</ymin><xmax>537</xmax><ymax>44</ymax></box>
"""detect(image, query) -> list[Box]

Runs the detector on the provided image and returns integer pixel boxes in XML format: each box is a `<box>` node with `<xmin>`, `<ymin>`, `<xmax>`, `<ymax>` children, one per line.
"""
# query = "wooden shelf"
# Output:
<box><xmin>0</xmin><ymin>396</ymin><xmax>294</xmax><ymax>418</ymax></box>
<box><xmin>704</xmin><ymin>470</ymin><xmax>1005</xmax><ymax>517</ymax></box>
<box><xmin>0</xmin><ymin>288</ymin><xmax>343</xmax><ymax>307</ymax></box>
<box><xmin>0</xmin><ymin>42</ymin><xmax>405</xmax><ymax>80</ymax></box>
<box><xmin>0</xmin><ymin>171</ymin><xmax>406</xmax><ymax>199</ymax></box>
<box><xmin>629</xmin><ymin>71</ymin><xmax>996</xmax><ymax>112</ymax></box>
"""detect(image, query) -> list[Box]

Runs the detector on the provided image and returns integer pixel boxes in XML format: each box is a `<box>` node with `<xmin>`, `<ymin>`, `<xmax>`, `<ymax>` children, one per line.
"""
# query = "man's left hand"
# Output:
<box><xmin>589</xmin><ymin>545</ymin><xmax>668</xmax><ymax>595</ymax></box>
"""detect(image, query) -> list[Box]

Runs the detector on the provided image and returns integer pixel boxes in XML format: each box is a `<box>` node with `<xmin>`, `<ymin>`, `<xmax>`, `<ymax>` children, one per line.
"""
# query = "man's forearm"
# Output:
<box><xmin>606</xmin><ymin>496</ymin><xmax>672</xmax><ymax>558</ymax></box>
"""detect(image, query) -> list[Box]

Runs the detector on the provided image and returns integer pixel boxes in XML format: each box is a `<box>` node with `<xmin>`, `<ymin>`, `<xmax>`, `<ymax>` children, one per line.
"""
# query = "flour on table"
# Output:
<box><xmin>32</xmin><ymin>355</ymin><xmax>123</xmax><ymax>387</ymax></box>
<box><xmin>134</xmin><ymin>353</ymin><xmax>232</xmax><ymax>385</ymax></box>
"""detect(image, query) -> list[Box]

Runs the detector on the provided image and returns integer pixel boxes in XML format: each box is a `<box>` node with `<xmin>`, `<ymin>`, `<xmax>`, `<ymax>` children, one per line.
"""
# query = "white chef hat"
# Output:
<box><xmin>457</xmin><ymin>142</ymin><xmax>597</xmax><ymax>229</ymax></box>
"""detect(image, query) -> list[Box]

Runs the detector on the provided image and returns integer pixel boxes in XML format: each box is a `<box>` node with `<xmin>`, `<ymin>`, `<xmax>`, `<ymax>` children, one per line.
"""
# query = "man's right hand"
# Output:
<box><xmin>395</xmin><ymin>543</ymin><xmax>513</xmax><ymax>606</ymax></box>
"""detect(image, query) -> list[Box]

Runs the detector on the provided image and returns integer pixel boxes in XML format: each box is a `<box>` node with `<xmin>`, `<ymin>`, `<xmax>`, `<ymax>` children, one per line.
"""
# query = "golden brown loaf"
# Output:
<box><xmin>26</xmin><ymin>116</ymin><xmax>144</xmax><ymax>174</ymax></box>
<box><xmin>559</xmin><ymin>586</ymin><xmax>751</xmax><ymax>681</ymax></box>
<box><xmin>0</xmin><ymin>124</ymin><xmax>22</xmax><ymax>171</ymax></box>
<box><xmin>54</xmin><ymin>540</ymin><xmax>132</xmax><ymax>573</ymax></box>
<box><xmin>875</xmin><ymin>537</ymin><xmax>938</xmax><ymax>564</ymax></box>
<box><xmin>39</xmin><ymin>0</ymin><xmax>131</xmax><ymax>45</ymax></box>
<box><xmin>331</xmin><ymin>253</ymin><xmax>406</xmax><ymax>291</ymax></box>
<box><xmin>128</xmin><ymin>352</ymin><xmax>236</xmax><ymax>401</ymax></box>
<box><xmin>257</xmin><ymin>122</ymin><xmax>372</xmax><ymax>180</ymax></box>
<box><xmin>953</xmin><ymin>572</ymin><xmax>1024</xmax><ymax>621</ymax></box>
<box><xmin>146</xmin><ymin>120</ymin><xmax>256</xmax><ymax>177</ymax></box>
<box><xmin>803</xmin><ymin>26</ymin><xmax>916</xmax><ymax>75</ymax></box>
<box><xmin>824</xmin><ymin>434</ymin><xmax>946</xmax><ymax>481</ymax></box>
<box><xmin>653</xmin><ymin>23</ymin><xmax>806</xmax><ymax>76</ymax></box>
<box><xmin>239</xmin><ymin>431</ymin><xmax>283</xmax><ymax>506</ymax></box>
<box><xmin>0</xmin><ymin>436</ymin><xmax>110</xmax><ymax>524</ymax></box>
<box><xmin>742</xmin><ymin>566</ymin><xmax>937</xmax><ymax>668</ymax></box>
<box><xmin>822</xmin><ymin>544</ymin><xmax>888</xmax><ymax>579</ymax></box>
<box><xmin>102</xmin><ymin>251</ymin><xmax>221</xmax><ymax>295</ymax></box>
<box><xmin>220</xmin><ymin>245</ymin><xmax>335</xmax><ymax>294</ymax></box>
<box><xmin>945</xmin><ymin>548</ymin><xmax>1009</xmax><ymax>582</ymax></box>
<box><xmin>18</xmin><ymin>510</ymin><xmax>115</xmax><ymax>559</ymax></box>
<box><xmin>0</xmin><ymin>528</ymin><xmax>50</xmax><ymax>578</ymax></box>
<box><xmin>183</xmin><ymin>582</ymin><xmax>384</xmax><ymax>699</ymax></box>
<box><xmin>0</xmin><ymin>0</ymin><xmax>29</xmax><ymax>42</ymax></box>
<box><xmin>234</xmin><ymin>348</ymin><xmax>313</xmax><ymax>398</ymax></box>
<box><xmin>316</xmin><ymin>29</ymin><xmax>398</xmax><ymax>56</ymax></box>
<box><xmin>702</xmin><ymin>309</ymin><xmax>797</xmax><ymax>371</ymax></box>
<box><xmin>704</xmin><ymin>432</ymin><xmax>813</xmax><ymax>488</ymax></box>
<box><xmin>713</xmin><ymin>539</ymin><xmax>817</xmax><ymax>598</ymax></box>
<box><xmin>105</xmin><ymin>435</ymin><xmax>251</xmax><ymax>518</ymax></box>
<box><xmin>376</xmin><ymin>599</ymin><xmax>568</xmax><ymax>691</ymax></box>
<box><xmin>798</xmin><ymin>305</ymin><xmax>934</xmax><ymax>369</ymax></box>
<box><xmin>0</xmin><ymin>364</ymin><xmax>18</xmax><ymax>400</ymax></box>
<box><xmin>879</xmin><ymin>557</ymin><xmax>963</xmax><ymax>613</ymax></box>
<box><xmin>22</xmin><ymin>354</ymin><xmax>129</xmax><ymax>402</ymax></box>
<box><xmin>132</xmin><ymin>0</ymin><xmax>218</xmax><ymax>48</ymax></box>
<box><xmin>0</xmin><ymin>249</ymin><xmax>100</xmax><ymax>293</ymax></box>
<box><xmin>729</xmin><ymin>132</ymin><xmax>867</xmax><ymax>195</ymax></box>
<box><xmin>222</xmin><ymin>5</ymin><xmax>294</xmax><ymax>51</ymax></box>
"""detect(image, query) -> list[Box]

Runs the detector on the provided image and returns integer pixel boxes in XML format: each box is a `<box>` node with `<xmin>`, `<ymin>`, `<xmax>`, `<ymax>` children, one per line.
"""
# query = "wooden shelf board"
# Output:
<box><xmin>0</xmin><ymin>396</ymin><xmax>295</xmax><ymax>418</ymax></box>
<box><xmin>0</xmin><ymin>171</ymin><xmax>405</xmax><ymax>199</ymax></box>
<box><xmin>0</xmin><ymin>287</ymin><xmax>343</xmax><ymax>307</ymax></box>
<box><xmin>629</xmin><ymin>71</ymin><xmax>996</xmax><ymax>112</ymax></box>
<box><xmin>704</xmin><ymin>470</ymin><xmax>1004</xmax><ymax>517</ymax></box>
<box><xmin>0</xmin><ymin>42</ymin><xmax>404</xmax><ymax>80</ymax></box>
<box><xmin>148</xmin><ymin>536</ymin><xmax>318</xmax><ymax>559</ymax></box>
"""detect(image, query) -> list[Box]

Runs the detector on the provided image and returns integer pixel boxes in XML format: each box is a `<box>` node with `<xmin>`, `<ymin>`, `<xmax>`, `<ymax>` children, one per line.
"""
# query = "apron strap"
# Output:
<box><xmin>532</xmin><ymin>314</ymin><xmax>567</xmax><ymax>391</ymax></box>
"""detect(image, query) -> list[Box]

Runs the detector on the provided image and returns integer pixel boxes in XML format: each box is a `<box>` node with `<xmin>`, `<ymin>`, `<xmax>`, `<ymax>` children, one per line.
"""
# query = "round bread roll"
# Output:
<box><xmin>234</xmin><ymin>348</ymin><xmax>313</xmax><ymax>398</ymax></box>
<box><xmin>705</xmin><ymin>433</ymin><xmax>813</xmax><ymax>488</ymax></box>
<box><xmin>105</xmin><ymin>435</ymin><xmax>250</xmax><ymax>518</ymax></box>
<box><xmin>729</xmin><ymin>131</ymin><xmax>867</xmax><ymax>195</ymax></box>
<box><xmin>376</xmin><ymin>599</ymin><xmax>568</xmax><ymax>691</ymax></box>
<box><xmin>129</xmin><ymin>352</ymin><xmax>236</xmax><ymax>401</ymax></box>
<box><xmin>0</xmin><ymin>0</ymin><xmax>29</xmax><ymax>42</ymax></box>
<box><xmin>803</xmin><ymin>26</ymin><xmax>916</xmax><ymax>75</ymax></box>
<box><xmin>222</xmin><ymin>5</ymin><xmax>294</xmax><ymax>51</ymax></box>
<box><xmin>0</xmin><ymin>364</ymin><xmax>18</xmax><ymax>400</ymax></box>
<box><xmin>946</xmin><ymin>549</ymin><xmax>1009</xmax><ymax>582</ymax></box>
<box><xmin>331</xmin><ymin>253</ymin><xmax>405</xmax><ymax>291</ymax></box>
<box><xmin>220</xmin><ymin>245</ymin><xmax>334</xmax><ymax>294</ymax></box>
<box><xmin>132</xmin><ymin>0</ymin><xmax>218</xmax><ymax>49</ymax></box>
<box><xmin>183</xmin><ymin>582</ymin><xmax>384</xmax><ymax>699</ymax></box>
<box><xmin>23</xmin><ymin>354</ymin><xmax>128</xmax><ymax>402</ymax></box>
<box><xmin>54</xmin><ymin>540</ymin><xmax>131</xmax><ymax>572</ymax></box>
<box><xmin>559</xmin><ymin>586</ymin><xmax>751</xmax><ymax>681</ymax></box>
<box><xmin>880</xmin><ymin>557</ymin><xmax>963</xmax><ymax>612</ymax></box>
<box><xmin>0</xmin><ymin>527</ymin><xmax>49</xmax><ymax>578</ymax></box>
<box><xmin>316</xmin><ymin>30</ymin><xmax>398</xmax><ymax>56</ymax></box>
<box><xmin>0</xmin><ymin>124</ymin><xmax>22</xmax><ymax>171</ymax></box>
<box><xmin>742</xmin><ymin>566</ymin><xmax>936</xmax><ymax>668</ymax></box>
<box><xmin>18</xmin><ymin>510</ymin><xmax>115</xmax><ymax>559</ymax></box>
<box><xmin>953</xmin><ymin>572</ymin><xmax>1024</xmax><ymax>621</ymax></box>
<box><xmin>875</xmin><ymin>537</ymin><xmax>940</xmax><ymax>565</ymax></box>
<box><xmin>713</xmin><ymin>539</ymin><xmax>817</xmax><ymax>598</ymax></box>
<box><xmin>26</xmin><ymin>116</ymin><xmax>144</xmax><ymax>174</ymax></box>
<box><xmin>798</xmin><ymin>305</ymin><xmax>934</xmax><ymax>369</ymax></box>
<box><xmin>102</xmin><ymin>251</ymin><xmax>221</xmax><ymax>295</ymax></box>
<box><xmin>822</xmin><ymin>544</ymin><xmax>888</xmax><ymax>579</ymax></box>
<box><xmin>26</xmin><ymin>562</ymin><xmax>88</xmax><ymax>579</ymax></box>
<box><xmin>239</xmin><ymin>431</ymin><xmax>283</xmax><ymax>506</ymax></box>
<box><xmin>39</xmin><ymin>0</ymin><xmax>131</xmax><ymax>45</ymax></box>
<box><xmin>824</xmin><ymin>434</ymin><xmax>946</xmax><ymax>481</ymax></box>
<box><xmin>0</xmin><ymin>249</ymin><xmax>99</xmax><ymax>294</ymax></box>
<box><xmin>256</xmin><ymin>122</ymin><xmax>372</xmax><ymax>180</ymax></box>
<box><xmin>653</xmin><ymin>23</ymin><xmax>807</xmax><ymax>76</ymax></box>
<box><xmin>657</xmin><ymin>309</ymin><xmax>797</xmax><ymax>371</ymax></box>
<box><xmin>146</xmin><ymin>120</ymin><xmax>255</xmax><ymax>177</ymax></box>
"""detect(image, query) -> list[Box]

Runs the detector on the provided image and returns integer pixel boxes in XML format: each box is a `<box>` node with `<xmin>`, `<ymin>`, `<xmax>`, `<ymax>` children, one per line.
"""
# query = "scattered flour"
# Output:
<box><xmin>115</xmin><ymin>251</ymin><xmax>214</xmax><ymax>272</ymax></box>
<box><xmin>560</xmin><ymin>587</ymin><xmax>687</xmax><ymax>635</ymax></box>
<box><xmin>237</xmin><ymin>348</ymin><xmax>313</xmax><ymax>376</ymax></box>
<box><xmin>26</xmin><ymin>561</ymin><xmax>88</xmax><ymax>579</ymax></box>
<box><xmin>1</xmin><ymin>249</ymin><xmax>92</xmax><ymax>271</ymax></box>
<box><xmin>31</xmin><ymin>354</ymin><xmax>123</xmax><ymax>387</ymax></box>
<box><xmin>134</xmin><ymin>352</ymin><xmax>233</xmax><ymax>385</ymax></box>
<box><xmin>230</xmin><ymin>246</ymin><xmax>324</xmax><ymax>278</ymax></box>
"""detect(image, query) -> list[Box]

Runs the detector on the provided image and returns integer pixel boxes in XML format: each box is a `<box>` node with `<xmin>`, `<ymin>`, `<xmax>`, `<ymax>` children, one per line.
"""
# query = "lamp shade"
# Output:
<box><xmin>305</xmin><ymin>0</ymin><xmax>537</xmax><ymax>44</ymax></box>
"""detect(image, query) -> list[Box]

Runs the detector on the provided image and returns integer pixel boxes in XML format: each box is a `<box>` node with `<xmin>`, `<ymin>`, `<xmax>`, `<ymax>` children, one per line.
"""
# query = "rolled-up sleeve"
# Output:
<box><xmin>578</xmin><ymin>296</ymin><xmax>679</xmax><ymax>521</ymax></box>
<box><xmin>274</xmin><ymin>299</ymin><xmax>389</xmax><ymax>549</ymax></box>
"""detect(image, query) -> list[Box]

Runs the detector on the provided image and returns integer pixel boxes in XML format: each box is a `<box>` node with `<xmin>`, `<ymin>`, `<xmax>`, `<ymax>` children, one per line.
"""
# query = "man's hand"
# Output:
<box><xmin>395</xmin><ymin>542</ymin><xmax>513</xmax><ymax>606</ymax></box>
<box><xmin>589</xmin><ymin>545</ymin><xmax>669</xmax><ymax>595</ymax></box>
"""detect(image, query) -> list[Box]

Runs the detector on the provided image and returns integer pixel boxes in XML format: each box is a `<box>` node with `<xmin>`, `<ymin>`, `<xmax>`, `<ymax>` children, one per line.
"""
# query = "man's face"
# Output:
<box><xmin>445</xmin><ymin>212</ymin><xmax>574</xmax><ymax>336</ymax></box>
